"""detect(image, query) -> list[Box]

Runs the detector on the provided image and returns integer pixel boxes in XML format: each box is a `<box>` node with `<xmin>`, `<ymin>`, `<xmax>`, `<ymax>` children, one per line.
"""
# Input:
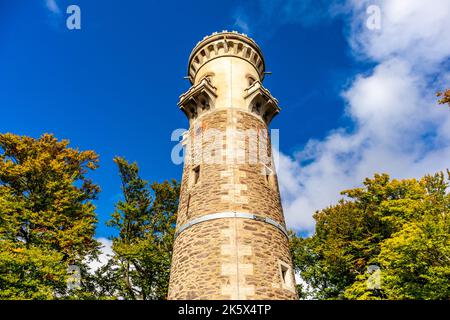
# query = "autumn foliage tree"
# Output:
<box><xmin>290</xmin><ymin>172</ymin><xmax>450</xmax><ymax>300</ymax></box>
<box><xmin>437</xmin><ymin>89</ymin><xmax>450</xmax><ymax>106</ymax></box>
<box><xmin>3</xmin><ymin>133</ymin><xmax>448</xmax><ymax>301</ymax></box>
<box><xmin>0</xmin><ymin>133</ymin><xmax>100</xmax><ymax>299</ymax></box>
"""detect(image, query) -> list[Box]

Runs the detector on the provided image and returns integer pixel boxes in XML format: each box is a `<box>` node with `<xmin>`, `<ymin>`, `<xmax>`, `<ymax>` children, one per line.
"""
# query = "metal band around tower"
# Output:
<box><xmin>174</xmin><ymin>211</ymin><xmax>289</xmax><ymax>239</ymax></box>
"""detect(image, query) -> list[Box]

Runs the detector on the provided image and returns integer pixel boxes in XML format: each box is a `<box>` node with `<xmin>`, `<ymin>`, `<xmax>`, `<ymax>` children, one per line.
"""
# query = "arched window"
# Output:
<box><xmin>247</xmin><ymin>75</ymin><xmax>256</xmax><ymax>87</ymax></box>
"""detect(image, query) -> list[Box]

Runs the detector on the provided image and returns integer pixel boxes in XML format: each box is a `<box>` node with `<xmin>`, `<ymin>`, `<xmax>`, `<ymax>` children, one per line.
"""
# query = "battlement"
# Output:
<box><xmin>187</xmin><ymin>30</ymin><xmax>266</xmax><ymax>84</ymax></box>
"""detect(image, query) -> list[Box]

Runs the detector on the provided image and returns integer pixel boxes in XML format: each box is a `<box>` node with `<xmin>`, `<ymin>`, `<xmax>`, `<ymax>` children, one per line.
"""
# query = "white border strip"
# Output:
<box><xmin>174</xmin><ymin>211</ymin><xmax>289</xmax><ymax>238</ymax></box>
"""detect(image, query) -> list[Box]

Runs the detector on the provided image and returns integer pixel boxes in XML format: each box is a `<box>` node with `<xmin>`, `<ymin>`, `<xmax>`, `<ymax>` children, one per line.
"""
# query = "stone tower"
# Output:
<box><xmin>168</xmin><ymin>31</ymin><xmax>297</xmax><ymax>300</ymax></box>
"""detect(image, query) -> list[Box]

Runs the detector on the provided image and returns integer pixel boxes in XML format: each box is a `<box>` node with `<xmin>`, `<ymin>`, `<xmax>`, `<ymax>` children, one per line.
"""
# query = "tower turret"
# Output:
<box><xmin>168</xmin><ymin>31</ymin><xmax>297</xmax><ymax>300</ymax></box>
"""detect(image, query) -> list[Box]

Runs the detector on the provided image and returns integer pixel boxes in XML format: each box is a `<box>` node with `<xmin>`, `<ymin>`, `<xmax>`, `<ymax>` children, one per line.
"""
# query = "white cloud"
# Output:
<box><xmin>45</xmin><ymin>0</ymin><xmax>61</xmax><ymax>14</ymax></box>
<box><xmin>276</xmin><ymin>0</ymin><xmax>450</xmax><ymax>233</ymax></box>
<box><xmin>347</xmin><ymin>0</ymin><xmax>450</xmax><ymax>69</ymax></box>
<box><xmin>88</xmin><ymin>237</ymin><xmax>113</xmax><ymax>273</ymax></box>
<box><xmin>233</xmin><ymin>9</ymin><xmax>250</xmax><ymax>34</ymax></box>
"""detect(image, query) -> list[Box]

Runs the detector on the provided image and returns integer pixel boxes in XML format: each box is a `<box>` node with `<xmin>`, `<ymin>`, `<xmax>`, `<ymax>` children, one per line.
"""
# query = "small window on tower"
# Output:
<box><xmin>192</xmin><ymin>165</ymin><xmax>200</xmax><ymax>185</ymax></box>
<box><xmin>279</xmin><ymin>261</ymin><xmax>295</xmax><ymax>292</ymax></box>
<box><xmin>263</xmin><ymin>164</ymin><xmax>275</xmax><ymax>189</ymax></box>
<box><xmin>247</xmin><ymin>76</ymin><xmax>256</xmax><ymax>87</ymax></box>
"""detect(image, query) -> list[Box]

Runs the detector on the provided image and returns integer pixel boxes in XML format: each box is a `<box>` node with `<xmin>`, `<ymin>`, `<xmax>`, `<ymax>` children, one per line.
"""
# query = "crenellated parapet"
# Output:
<box><xmin>188</xmin><ymin>31</ymin><xmax>265</xmax><ymax>84</ymax></box>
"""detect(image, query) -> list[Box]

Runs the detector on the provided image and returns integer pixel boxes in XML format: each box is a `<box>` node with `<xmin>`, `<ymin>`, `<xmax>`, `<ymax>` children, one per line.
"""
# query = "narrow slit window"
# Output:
<box><xmin>263</xmin><ymin>164</ymin><xmax>274</xmax><ymax>189</ymax></box>
<box><xmin>193</xmin><ymin>165</ymin><xmax>200</xmax><ymax>185</ymax></box>
<box><xmin>281</xmin><ymin>265</ymin><xmax>288</xmax><ymax>284</ymax></box>
<box><xmin>279</xmin><ymin>261</ymin><xmax>295</xmax><ymax>292</ymax></box>
<box><xmin>186</xmin><ymin>194</ymin><xmax>191</xmax><ymax>218</ymax></box>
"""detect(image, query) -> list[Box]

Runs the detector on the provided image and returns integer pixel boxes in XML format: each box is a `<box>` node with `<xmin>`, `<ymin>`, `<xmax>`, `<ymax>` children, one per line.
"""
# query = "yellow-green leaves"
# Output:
<box><xmin>437</xmin><ymin>89</ymin><xmax>450</xmax><ymax>106</ymax></box>
<box><xmin>0</xmin><ymin>240</ymin><xmax>67</xmax><ymax>300</ymax></box>
<box><xmin>0</xmin><ymin>133</ymin><xmax>100</xmax><ymax>299</ymax></box>
<box><xmin>291</xmin><ymin>171</ymin><xmax>450</xmax><ymax>300</ymax></box>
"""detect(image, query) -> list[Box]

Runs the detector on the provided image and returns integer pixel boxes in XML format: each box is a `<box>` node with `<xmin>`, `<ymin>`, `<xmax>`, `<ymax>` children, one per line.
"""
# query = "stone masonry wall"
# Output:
<box><xmin>168</xmin><ymin>218</ymin><xmax>297</xmax><ymax>300</ymax></box>
<box><xmin>168</xmin><ymin>108</ymin><xmax>297</xmax><ymax>300</ymax></box>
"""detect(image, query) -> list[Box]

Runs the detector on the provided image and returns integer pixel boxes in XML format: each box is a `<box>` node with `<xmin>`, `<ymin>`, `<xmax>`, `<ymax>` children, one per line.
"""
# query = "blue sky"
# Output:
<box><xmin>1</xmin><ymin>0</ymin><xmax>450</xmax><ymax>239</ymax></box>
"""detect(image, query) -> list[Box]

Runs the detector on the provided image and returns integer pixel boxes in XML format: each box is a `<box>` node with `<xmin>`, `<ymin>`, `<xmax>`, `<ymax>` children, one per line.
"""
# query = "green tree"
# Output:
<box><xmin>291</xmin><ymin>172</ymin><xmax>450</xmax><ymax>300</ymax></box>
<box><xmin>0</xmin><ymin>133</ymin><xmax>100</xmax><ymax>299</ymax></box>
<box><xmin>98</xmin><ymin>157</ymin><xmax>179</xmax><ymax>300</ymax></box>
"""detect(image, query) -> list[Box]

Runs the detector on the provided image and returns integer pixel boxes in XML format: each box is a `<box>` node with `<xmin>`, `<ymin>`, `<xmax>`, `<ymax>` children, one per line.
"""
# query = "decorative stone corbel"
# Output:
<box><xmin>244</xmin><ymin>80</ymin><xmax>281</xmax><ymax>125</ymax></box>
<box><xmin>178</xmin><ymin>77</ymin><xmax>218</xmax><ymax>122</ymax></box>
